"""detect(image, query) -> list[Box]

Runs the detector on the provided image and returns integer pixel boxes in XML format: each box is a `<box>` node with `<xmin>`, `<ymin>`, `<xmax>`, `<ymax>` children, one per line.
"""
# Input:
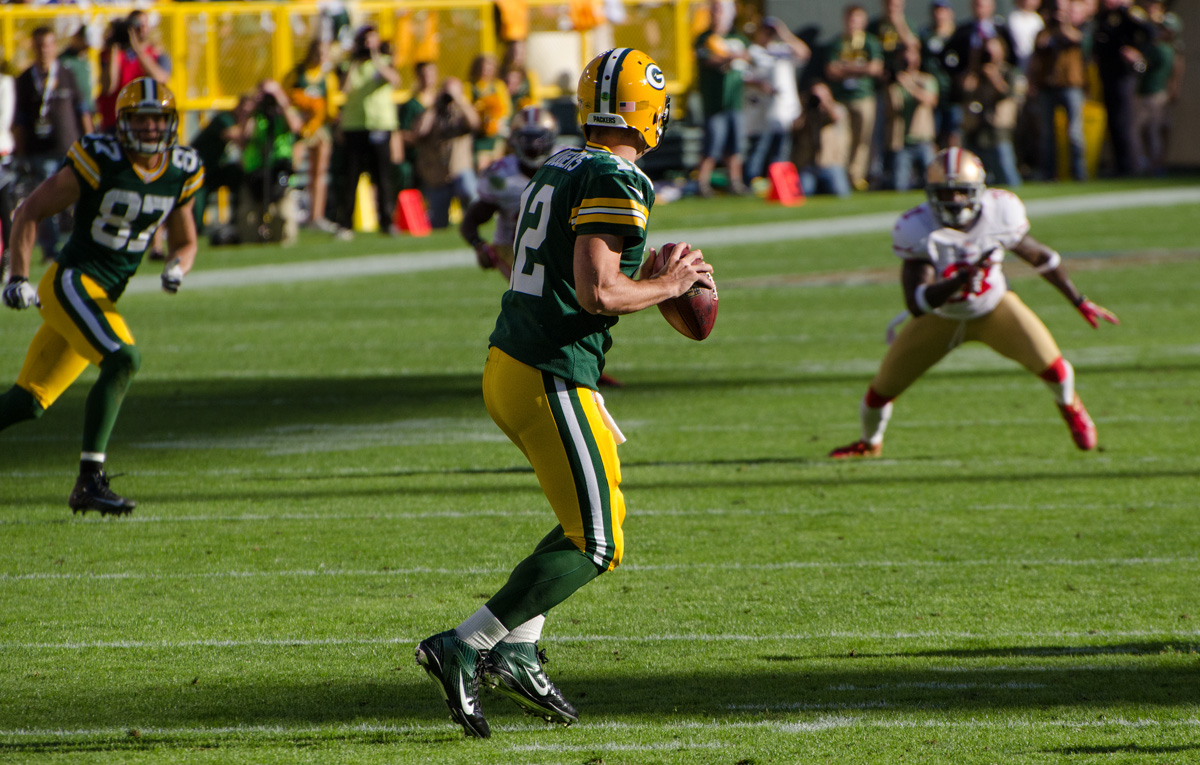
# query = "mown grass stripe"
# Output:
<box><xmin>2</xmin><ymin>715</ymin><xmax>1199</xmax><ymax>743</ymax></box>
<box><xmin>4</xmin><ymin>629</ymin><xmax>1197</xmax><ymax>651</ymax></box>
<box><xmin>2</xmin><ymin>556</ymin><xmax>1194</xmax><ymax>582</ymax></box>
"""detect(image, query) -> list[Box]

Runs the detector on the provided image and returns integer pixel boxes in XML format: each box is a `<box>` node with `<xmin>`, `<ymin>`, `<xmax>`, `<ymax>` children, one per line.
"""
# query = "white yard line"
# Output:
<box><xmin>2</xmin><ymin>556</ymin><xmax>1194</xmax><ymax>583</ymax></box>
<box><xmin>121</xmin><ymin>187</ymin><xmax>1200</xmax><ymax>295</ymax></box>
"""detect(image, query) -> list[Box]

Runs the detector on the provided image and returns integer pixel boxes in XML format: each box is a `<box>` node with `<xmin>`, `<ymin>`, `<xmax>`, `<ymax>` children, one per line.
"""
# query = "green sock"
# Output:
<box><xmin>486</xmin><ymin>526</ymin><xmax>603</xmax><ymax>629</ymax></box>
<box><xmin>0</xmin><ymin>385</ymin><xmax>44</xmax><ymax>431</ymax></box>
<box><xmin>82</xmin><ymin>347</ymin><xmax>140</xmax><ymax>454</ymax></box>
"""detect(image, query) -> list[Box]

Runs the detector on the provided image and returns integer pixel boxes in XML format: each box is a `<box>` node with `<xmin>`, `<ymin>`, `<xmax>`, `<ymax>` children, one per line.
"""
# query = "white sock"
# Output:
<box><xmin>861</xmin><ymin>399</ymin><xmax>893</xmax><ymax>446</ymax></box>
<box><xmin>454</xmin><ymin>606</ymin><xmax>509</xmax><ymax>652</ymax></box>
<box><xmin>1041</xmin><ymin>359</ymin><xmax>1076</xmax><ymax>406</ymax></box>
<box><xmin>81</xmin><ymin>452</ymin><xmax>106</xmax><ymax>463</ymax></box>
<box><xmin>500</xmin><ymin>615</ymin><xmax>545</xmax><ymax>645</ymax></box>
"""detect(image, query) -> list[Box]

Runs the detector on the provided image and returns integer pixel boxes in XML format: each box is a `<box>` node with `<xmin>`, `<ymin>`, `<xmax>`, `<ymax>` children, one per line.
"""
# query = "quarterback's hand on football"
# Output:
<box><xmin>2</xmin><ymin>277</ymin><xmax>40</xmax><ymax>310</ymax></box>
<box><xmin>1075</xmin><ymin>297</ymin><xmax>1118</xmax><ymax>329</ymax></box>
<box><xmin>643</xmin><ymin>242</ymin><xmax>714</xmax><ymax>293</ymax></box>
<box><xmin>161</xmin><ymin>258</ymin><xmax>184</xmax><ymax>294</ymax></box>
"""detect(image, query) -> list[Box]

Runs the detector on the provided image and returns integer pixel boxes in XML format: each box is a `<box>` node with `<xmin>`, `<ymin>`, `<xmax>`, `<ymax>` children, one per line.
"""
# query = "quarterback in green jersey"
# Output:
<box><xmin>416</xmin><ymin>48</ymin><xmax>714</xmax><ymax>738</ymax></box>
<box><xmin>0</xmin><ymin>78</ymin><xmax>203</xmax><ymax>515</ymax></box>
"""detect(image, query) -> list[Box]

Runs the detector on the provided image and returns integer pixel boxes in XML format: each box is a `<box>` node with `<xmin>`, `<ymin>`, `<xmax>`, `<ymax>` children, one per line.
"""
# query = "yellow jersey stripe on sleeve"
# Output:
<box><xmin>67</xmin><ymin>143</ymin><xmax>101</xmax><ymax>189</ymax></box>
<box><xmin>180</xmin><ymin>168</ymin><xmax>205</xmax><ymax>200</ymax></box>
<box><xmin>578</xmin><ymin>196</ymin><xmax>647</xmax><ymax>217</ymax></box>
<box><xmin>574</xmin><ymin>211</ymin><xmax>649</xmax><ymax>228</ymax></box>
<box><xmin>574</xmin><ymin>201</ymin><xmax>647</xmax><ymax>227</ymax></box>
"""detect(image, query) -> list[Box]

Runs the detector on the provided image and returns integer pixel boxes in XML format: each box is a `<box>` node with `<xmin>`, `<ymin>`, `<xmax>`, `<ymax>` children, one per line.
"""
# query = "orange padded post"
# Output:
<box><xmin>766</xmin><ymin>161</ymin><xmax>804</xmax><ymax>207</ymax></box>
<box><xmin>393</xmin><ymin>189</ymin><xmax>432</xmax><ymax>236</ymax></box>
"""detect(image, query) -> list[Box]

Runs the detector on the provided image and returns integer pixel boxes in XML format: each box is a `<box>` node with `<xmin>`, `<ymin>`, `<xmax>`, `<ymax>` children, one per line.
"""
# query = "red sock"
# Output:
<box><xmin>864</xmin><ymin>387</ymin><xmax>893</xmax><ymax>408</ymax></box>
<box><xmin>1039</xmin><ymin>357</ymin><xmax>1069</xmax><ymax>384</ymax></box>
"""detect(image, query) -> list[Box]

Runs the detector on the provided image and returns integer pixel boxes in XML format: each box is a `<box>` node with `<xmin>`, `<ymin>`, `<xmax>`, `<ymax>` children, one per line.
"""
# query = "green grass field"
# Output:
<box><xmin>2</xmin><ymin>180</ymin><xmax>1198</xmax><ymax>764</ymax></box>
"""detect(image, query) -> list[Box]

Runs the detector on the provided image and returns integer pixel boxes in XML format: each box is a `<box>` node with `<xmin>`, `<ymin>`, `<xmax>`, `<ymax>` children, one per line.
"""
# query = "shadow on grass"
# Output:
<box><xmin>5</xmin><ymin>462</ymin><xmax>1193</xmax><ymax>513</ymax></box>
<box><xmin>1</xmin><ymin>648</ymin><xmax>1198</xmax><ymax>750</ymax></box>
<box><xmin>9</xmin><ymin>358</ymin><xmax>1196</xmax><ymax>462</ymax></box>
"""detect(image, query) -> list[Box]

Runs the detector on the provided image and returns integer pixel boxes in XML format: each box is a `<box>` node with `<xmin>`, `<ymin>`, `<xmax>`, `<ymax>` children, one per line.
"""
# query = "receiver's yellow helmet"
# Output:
<box><xmin>577</xmin><ymin>48</ymin><xmax>670</xmax><ymax>151</ymax></box>
<box><xmin>116</xmin><ymin>77</ymin><xmax>178</xmax><ymax>155</ymax></box>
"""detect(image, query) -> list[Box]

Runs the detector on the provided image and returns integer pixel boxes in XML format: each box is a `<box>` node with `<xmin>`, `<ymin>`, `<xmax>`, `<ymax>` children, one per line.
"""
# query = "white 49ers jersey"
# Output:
<box><xmin>478</xmin><ymin>154</ymin><xmax>533</xmax><ymax>249</ymax></box>
<box><xmin>892</xmin><ymin>188</ymin><xmax>1031</xmax><ymax>321</ymax></box>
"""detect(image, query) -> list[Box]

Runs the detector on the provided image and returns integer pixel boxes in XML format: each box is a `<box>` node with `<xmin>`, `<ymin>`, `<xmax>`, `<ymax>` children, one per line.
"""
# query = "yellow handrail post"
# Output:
<box><xmin>273</xmin><ymin>4</ymin><xmax>294</xmax><ymax>84</ymax></box>
<box><xmin>674</xmin><ymin>0</ymin><xmax>693</xmax><ymax>90</ymax></box>
<box><xmin>205</xmin><ymin>9</ymin><xmax>219</xmax><ymax>105</ymax></box>
<box><xmin>168</xmin><ymin>6</ymin><xmax>188</xmax><ymax>106</ymax></box>
<box><xmin>479</xmin><ymin>1</ymin><xmax>496</xmax><ymax>58</ymax></box>
<box><xmin>1</xmin><ymin>14</ymin><xmax>13</xmax><ymax>74</ymax></box>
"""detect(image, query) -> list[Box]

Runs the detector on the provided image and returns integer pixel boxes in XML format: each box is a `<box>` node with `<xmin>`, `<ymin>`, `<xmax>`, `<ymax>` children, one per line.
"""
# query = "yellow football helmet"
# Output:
<box><xmin>507</xmin><ymin>105</ymin><xmax>559</xmax><ymax>171</ymax></box>
<box><xmin>116</xmin><ymin>77</ymin><xmax>179</xmax><ymax>155</ymax></box>
<box><xmin>925</xmin><ymin>147</ymin><xmax>987</xmax><ymax>228</ymax></box>
<box><xmin>577</xmin><ymin>48</ymin><xmax>670</xmax><ymax>152</ymax></box>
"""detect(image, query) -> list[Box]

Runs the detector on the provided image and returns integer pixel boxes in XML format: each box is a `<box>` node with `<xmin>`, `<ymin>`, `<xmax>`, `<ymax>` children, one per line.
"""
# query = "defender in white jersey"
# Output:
<box><xmin>829</xmin><ymin>148</ymin><xmax>1118</xmax><ymax>458</ymax></box>
<box><xmin>460</xmin><ymin>106</ymin><xmax>559</xmax><ymax>281</ymax></box>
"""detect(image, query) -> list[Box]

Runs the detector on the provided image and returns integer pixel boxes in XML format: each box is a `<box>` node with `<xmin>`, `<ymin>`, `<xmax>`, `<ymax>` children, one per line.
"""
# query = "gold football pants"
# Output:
<box><xmin>872</xmin><ymin>291</ymin><xmax>1062</xmax><ymax>399</ymax></box>
<box><xmin>16</xmin><ymin>263</ymin><xmax>135</xmax><ymax>409</ymax></box>
<box><xmin>483</xmin><ymin>346</ymin><xmax>626</xmax><ymax>571</ymax></box>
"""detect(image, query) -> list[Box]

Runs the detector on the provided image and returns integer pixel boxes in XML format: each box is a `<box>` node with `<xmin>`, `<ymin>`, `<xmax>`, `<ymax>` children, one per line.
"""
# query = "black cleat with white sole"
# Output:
<box><xmin>483</xmin><ymin>641</ymin><xmax>578</xmax><ymax>725</ymax></box>
<box><xmin>415</xmin><ymin>630</ymin><xmax>490</xmax><ymax>738</ymax></box>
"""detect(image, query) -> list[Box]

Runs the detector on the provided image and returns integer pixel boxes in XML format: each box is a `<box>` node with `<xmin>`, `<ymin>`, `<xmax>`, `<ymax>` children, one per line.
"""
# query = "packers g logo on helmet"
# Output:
<box><xmin>116</xmin><ymin>77</ymin><xmax>179</xmax><ymax>155</ymax></box>
<box><xmin>645</xmin><ymin>63</ymin><xmax>665</xmax><ymax>90</ymax></box>
<box><xmin>577</xmin><ymin>48</ymin><xmax>671</xmax><ymax>151</ymax></box>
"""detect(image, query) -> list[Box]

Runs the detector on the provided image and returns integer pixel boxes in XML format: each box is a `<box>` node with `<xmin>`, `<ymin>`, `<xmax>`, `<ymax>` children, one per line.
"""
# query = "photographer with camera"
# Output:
<box><xmin>412</xmin><ymin>72</ymin><xmax>479</xmax><ymax>230</ymax></box>
<box><xmin>336</xmin><ymin>25</ymin><xmax>401</xmax><ymax>236</ymax></box>
<box><xmin>96</xmin><ymin>11</ymin><xmax>171</xmax><ymax>133</ymax></box>
<box><xmin>234</xmin><ymin>79</ymin><xmax>305</xmax><ymax>245</ymax></box>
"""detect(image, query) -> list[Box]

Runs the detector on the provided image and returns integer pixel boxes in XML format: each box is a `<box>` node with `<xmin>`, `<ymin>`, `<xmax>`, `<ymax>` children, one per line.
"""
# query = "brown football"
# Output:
<box><xmin>651</xmin><ymin>243</ymin><xmax>717</xmax><ymax>341</ymax></box>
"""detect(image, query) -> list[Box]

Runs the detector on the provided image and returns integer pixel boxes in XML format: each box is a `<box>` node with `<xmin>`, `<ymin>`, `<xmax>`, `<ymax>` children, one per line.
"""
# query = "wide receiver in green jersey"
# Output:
<box><xmin>416</xmin><ymin>48</ymin><xmax>714</xmax><ymax>738</ymax></box>
<box><xmin>0</xmin><ymin>77</ymin><xmax>203</xmax><ymax>515</ymax></box>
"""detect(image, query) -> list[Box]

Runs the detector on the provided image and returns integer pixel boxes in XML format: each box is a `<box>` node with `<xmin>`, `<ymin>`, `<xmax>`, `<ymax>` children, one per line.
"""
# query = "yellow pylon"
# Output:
<box><xmin>352</xmin><ymin>174</ymin><xmax>379</xmax><ymax>232</ymax></box>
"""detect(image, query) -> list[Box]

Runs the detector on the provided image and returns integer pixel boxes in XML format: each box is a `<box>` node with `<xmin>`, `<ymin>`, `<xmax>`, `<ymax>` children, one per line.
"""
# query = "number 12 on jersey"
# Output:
<box><xmin>510</xmin><ymin>183</ymin><xmax>553</xmax><ymax>297</ymax></box>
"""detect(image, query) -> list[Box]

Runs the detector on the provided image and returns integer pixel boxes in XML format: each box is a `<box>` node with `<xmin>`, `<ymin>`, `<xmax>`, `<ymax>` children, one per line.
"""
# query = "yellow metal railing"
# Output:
<box><xmin>0</xmin><ymin>0</ymin><xmax>704</xmax><ymax>129</ymax></box>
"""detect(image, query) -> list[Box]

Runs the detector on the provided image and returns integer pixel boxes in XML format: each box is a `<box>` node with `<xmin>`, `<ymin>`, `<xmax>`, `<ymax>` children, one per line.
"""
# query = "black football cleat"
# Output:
<box><xmin>483</xmin><ymin>641</ymin><xmax>578</xmax><ymax>725</ymax></box>
<box><xmin>415</xmin><ymin>631</ymin><xmax>490</xmax><ymax>738</ymax></box>
<box><xmin>68</xmin><ymin>471</ymin><xmax>137</xmax><ymax>516</ymax></box>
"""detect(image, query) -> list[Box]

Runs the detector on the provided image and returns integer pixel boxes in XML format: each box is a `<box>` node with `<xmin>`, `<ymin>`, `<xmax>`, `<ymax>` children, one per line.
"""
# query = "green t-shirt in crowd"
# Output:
<box><xmin>694</xmin><ymin>29</ymin><xmax>749</xmax><ymax>117</ymax></box>
<box><xmin>825</xmin><ymin>32</ymin><xmax>884</xmax><ymax>102</ymax></box>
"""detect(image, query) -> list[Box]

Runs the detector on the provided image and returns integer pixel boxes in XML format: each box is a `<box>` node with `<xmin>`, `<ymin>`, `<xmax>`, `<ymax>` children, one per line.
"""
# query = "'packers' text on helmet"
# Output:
<box><xmin>925</xmin><ymin>148</ymin><xmax>986</xmax><ymax>229</ymax></box>
<box><xmin>116</xmin><ymin>77</ymin><xmax>179</xmax><ymax>155</ymax></box>
<box><xmin>508</xmin><ymin>106</ymin><xmax>559</xmax><ymax>171</ymax></box>
<box><xmin>577</xmin><ymin>48</ymin><xmax>670</xmax><ymax>152</ymax></box>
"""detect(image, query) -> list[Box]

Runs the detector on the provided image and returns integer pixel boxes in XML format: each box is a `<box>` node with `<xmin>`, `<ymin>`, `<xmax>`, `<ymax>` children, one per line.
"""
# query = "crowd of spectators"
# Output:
<box><xmin>0</xmin><ymin>0</ymin><xmax>1188</xmax><ymax>260</ymax></box>
<box><xmin>695</xmin><ymin>0</ymin><xmax>1185</xmax><ymax>197</ymax></box>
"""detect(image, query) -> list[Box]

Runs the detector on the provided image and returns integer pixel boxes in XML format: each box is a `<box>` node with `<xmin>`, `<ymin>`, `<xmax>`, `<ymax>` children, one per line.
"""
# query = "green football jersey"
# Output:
<box><xmin>59</xmin><ymin>133</ymin><xmax>205</xmax><ymax>298</ymax></box>
<box><xmin>489</xmin><ymin>142</ymin><xmax>655</xmax><ymax>389</ymax></box>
